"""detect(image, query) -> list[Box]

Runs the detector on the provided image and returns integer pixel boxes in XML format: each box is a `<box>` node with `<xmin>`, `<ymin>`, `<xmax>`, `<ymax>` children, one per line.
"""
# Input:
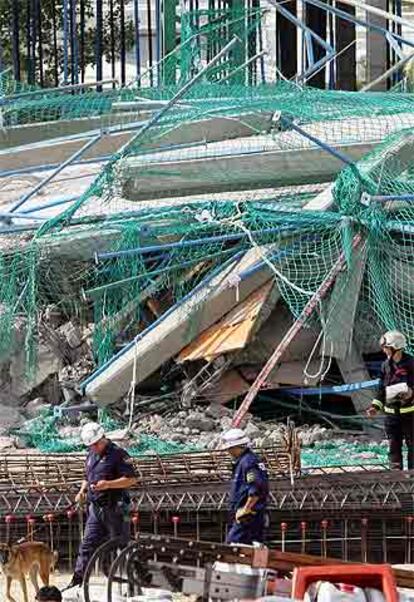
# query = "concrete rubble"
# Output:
<box><xmin>127</xmin><ymin>406</ymin><xmax>342</xmax><ymax>450</ymax></box>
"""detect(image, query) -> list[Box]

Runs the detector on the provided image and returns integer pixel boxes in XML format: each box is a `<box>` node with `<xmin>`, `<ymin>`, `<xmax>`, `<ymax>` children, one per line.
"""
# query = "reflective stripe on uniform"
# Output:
<box><xmin>372</xmin><ymin>399</ymin><xmax>384</xmax><ymax>411</ymax></box>
<box><xmin>384</xmin><ymin>405</ymin><xmax>414</xmax><ymax>414</ymax></box>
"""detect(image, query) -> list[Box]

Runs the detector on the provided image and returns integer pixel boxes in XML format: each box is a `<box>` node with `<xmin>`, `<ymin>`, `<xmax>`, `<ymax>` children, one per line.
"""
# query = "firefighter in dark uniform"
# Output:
<box><xmin>367</xmin><ymin>330</ymin><xmax>414</xmax><ymax>470</ymax></box>
<box><xmin>221</xmin><ymin>428</ymin><xmax>269</xmax><ymax>545</ymax></box>
<box><xmin>66</xmin><ymin>422</ymin><xmax>137</xmax><ymax>590</ymax></box>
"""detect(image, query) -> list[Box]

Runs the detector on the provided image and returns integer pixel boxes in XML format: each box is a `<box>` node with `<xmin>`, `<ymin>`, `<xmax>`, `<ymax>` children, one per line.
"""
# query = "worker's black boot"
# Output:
<box><xmin>63</xmin><ymin>573</ymin><xmax>83</xmax><ymax>590</ymax></box>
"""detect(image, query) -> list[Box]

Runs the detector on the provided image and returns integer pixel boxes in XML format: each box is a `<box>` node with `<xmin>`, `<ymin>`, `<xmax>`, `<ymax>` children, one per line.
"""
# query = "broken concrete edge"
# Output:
<box><xmin>80</xmin><ymin>251</ymin><xmax>245</xmax><ymax>395</ymax></box>
<box><xmin>82</xmin><ymin>246</ymin><xmax>278</xmax><ymax>404</ymax></box>
<box><xmin>0</xmin><ymin>111</ymin><xmax>274</xmax><ymax>173</ymax></box>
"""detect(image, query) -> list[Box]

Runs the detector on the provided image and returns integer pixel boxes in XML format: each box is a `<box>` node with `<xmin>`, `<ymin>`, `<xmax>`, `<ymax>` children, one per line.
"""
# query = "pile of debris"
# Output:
<box><xmin>130</xmin><ymin>406</ymin><xmax>336</xmax><ymax>450</ymax></box>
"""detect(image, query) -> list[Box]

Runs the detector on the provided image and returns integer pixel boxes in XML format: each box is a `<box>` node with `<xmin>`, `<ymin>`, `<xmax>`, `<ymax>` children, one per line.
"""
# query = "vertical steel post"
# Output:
<box><xmin>120</xmin><ymin>0</ymin><xmax>126</xmax><ymax>85</ymax></box>
<box><xmin>110</xmin><ymin>0</ymin><xmax>116</xmax><ymax>85</ymax></box>
<box><xmin>80</xmin><ymin>0</ymin><xmax>86</xmax><ymax>82</ymax></box>
<box><xmin>63</xmin><ymin>0</ymin><xmax>69</xmax><ymax>84</ymax></box>
<box><xmin>52</xmin><ymin>0</ymin><xmax>59</xmax><ymax>86</ymax></box>
<box><xmin>11</xmin><ymin>0</ymin><xmax>21</xmax><ymax>81</ymax></box>
<box><xmin>321</xmin><ymin>520</ymin><xmax>328</xmax><ymax>558</ymax></box>
<box><xmin>300</xmin><ymin>521</ymin><xmax>307</xmax><ymax>554</ymax></box>
<box><xmin>361</xmin><ymin>518</ymin><xmax>368</xmax><ymax>563</ymax></box>
<box><xmin>96</xmin><ymin>0</ymin><xmax>103</xmax><ymax>90</ymax></box>
<box><xmin>162</xmin><ymin>0</ymin><xmax>177</xmax><ymax>84</ymax></box>
<box><xmin>134</xmin><ymin>0</ymin><xmax>141</xmax><ymax>81</ymax></box>
<box><xmin>156</xmin><ymin>0</ymin><xmax>161</xmax><ymax>84</ymax></box>
<box><xmin>71</xmin><ymin>0</ymin><xmax>79</xmax><ymax>84</ymax></box>
<box><xmin>382</xmin><ymin>520</ymin><xmax>388</xmax><ymax>563</ymax></box>
<box><xmin>147</xmin><ymin>0</ymin><xmax>154</xmax><ymax>85</ymax></box>
<box><xmin>229</xmin><ymin>0</ymin><xmax>247</xmax><ymax>83</ymax></box>
<box><xmin>281</xmin><ymin>522</ymin><xmax>287</xmax><ymax>552</ymax></box>
<box><xmin>335</xmin><ymin>2</ymin><xmax>356</xmax><ymax>89</ymax></box>
<box><xmin>406</xmin><ymin>516</ymin><xmax>413</xmax><ymax>564</ymax></box>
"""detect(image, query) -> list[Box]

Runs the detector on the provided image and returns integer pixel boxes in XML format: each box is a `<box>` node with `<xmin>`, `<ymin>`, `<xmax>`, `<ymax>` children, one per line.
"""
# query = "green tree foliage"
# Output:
<box><xmin>0</xmin><ymin>0</ymin><xmax>134</xmax><ymax>86</ymax></box>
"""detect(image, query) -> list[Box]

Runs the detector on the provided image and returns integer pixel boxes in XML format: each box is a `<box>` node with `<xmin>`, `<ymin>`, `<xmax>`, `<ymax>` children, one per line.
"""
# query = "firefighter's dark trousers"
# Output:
<box><xmin>385</xmin><ymin>413</ymin><xmax>414</xmax><ymax>470</ymax></box>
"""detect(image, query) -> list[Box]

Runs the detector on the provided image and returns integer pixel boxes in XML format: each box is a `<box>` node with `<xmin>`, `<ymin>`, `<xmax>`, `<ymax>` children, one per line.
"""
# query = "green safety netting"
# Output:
<box><xmin>301</xmin><ymin>440</ymin><xmax>388</xmax><ymax>467</ymax></box>
<box><xmin>11</xmin><ymin>408</ymin><xmax>196</xmax><ymax>455</ymax></box>
<box><xmin>2</xmin><ymin>0</ymin><xmax>414</xmax><ymax>397</ymax></box>
<box><xmin>10</xmin><ymin>406</ymin><xmax>389</xmax><ymax>467</ymax></box>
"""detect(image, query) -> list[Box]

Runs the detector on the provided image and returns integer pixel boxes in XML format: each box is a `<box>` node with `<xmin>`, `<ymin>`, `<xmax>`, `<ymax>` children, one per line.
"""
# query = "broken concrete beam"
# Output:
<box><xmin>120</xmin><ymin>142</ymin><xmax>374</xmax><ymax>201</ymax></box>
<box><xmin>0</xmin><ymin>112</ymin><xmax>273</xmax><ymax>173</ymax></box>
<box><xmin>10</xmin><ymin>343</ymin><xmax>63</xmax><ymax>399</ymax></box>
<box><xmin>305</xmin><ymin>123</ymin><xmax>414</xmax><ymax>212</ymax></box>
<box><xmin>84</xmin><ymin>248</ymin><xmax>274</xmax><ymax>405</ymax></box>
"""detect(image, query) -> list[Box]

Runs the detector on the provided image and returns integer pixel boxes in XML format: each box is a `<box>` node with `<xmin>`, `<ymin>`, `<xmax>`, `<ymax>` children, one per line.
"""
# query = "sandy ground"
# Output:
<box><xmin>0</xmin><ymin>571</ymin><xmax>79</xmax><ymax>601</ymax></box>
<box><xmin>0</xmin><ymin>571</ymin><xmax>192</xmax><ymax>602</ymax></box>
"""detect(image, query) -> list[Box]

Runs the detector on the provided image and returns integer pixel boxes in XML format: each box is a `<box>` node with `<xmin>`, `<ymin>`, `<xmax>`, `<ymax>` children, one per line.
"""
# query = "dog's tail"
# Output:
<box><xmin>50</xmin><ymin>550</ymin><xmax>59</xmax><ymax>573</ymax></box>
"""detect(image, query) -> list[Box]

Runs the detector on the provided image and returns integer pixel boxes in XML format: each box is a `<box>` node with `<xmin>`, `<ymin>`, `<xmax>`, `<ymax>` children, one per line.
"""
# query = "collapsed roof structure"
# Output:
<box><xmin>2</xmin><ymin>2</ymin><xmax>414</xmax><ymax>432</ymax></box>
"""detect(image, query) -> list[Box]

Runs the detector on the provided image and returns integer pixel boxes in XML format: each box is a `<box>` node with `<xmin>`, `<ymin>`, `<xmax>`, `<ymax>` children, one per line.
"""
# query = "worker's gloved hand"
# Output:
<box><xmin>75</xmin><ymin>490</ymin><xmax>86</xmax><ymax>505</ymax></box>
<box><xmin>397</xmin><ymin>387</ymin><xmax>413</xmax><ymax>402</ymax></box>
<box><xmin>235</xmin><ymin>507</ymin><xmax>256</xmax><ymax>524</ymax></box>
<box><xmin>366</xmin><ymin>406</ymin><xmax>378</xmax><ymax>418</ymax></box>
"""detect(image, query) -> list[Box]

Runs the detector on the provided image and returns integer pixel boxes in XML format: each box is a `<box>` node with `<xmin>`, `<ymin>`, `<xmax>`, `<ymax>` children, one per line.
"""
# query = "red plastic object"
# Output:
<box><xmin>339</xmin><ymin>584</ymin><xmax>356</xmax><ymax>593</ymax></box>
<box><xmin>292</xmin><ymin>564</ymin><xmax>398</xmax><ymax>602</ymax></box>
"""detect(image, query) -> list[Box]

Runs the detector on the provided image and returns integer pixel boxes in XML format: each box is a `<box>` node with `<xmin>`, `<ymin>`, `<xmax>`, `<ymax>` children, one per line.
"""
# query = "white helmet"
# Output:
<box><xmin>380</xmin><ymin>330</ymin><xmax>407</xmax><ymax>350</ymax></box>
<box><xmin>81</xmin><ymin>422</ymin><xmax>105</xmax><ymax>446</ymax></box>
<box><xmin>221</xmin><ymin>428</ymin><xmax>250</xmax><ymax>450</ymax></box>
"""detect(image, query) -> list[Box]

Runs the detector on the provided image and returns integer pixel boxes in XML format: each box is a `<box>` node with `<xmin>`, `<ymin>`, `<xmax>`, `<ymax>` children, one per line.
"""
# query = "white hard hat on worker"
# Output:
<box><xmin>380</xmin><ymin>330</ymin><xmax>407</xmax><ymax>351</ymax></box>
<box><xmin>80</xmin><ymin>422</ymin><xmax>105</xmax><ymax>447</ymax></box>
<box><xmin>221</xmin><ymin>428</ymin><xmax>250</xmax><ymax>450</ymax></box>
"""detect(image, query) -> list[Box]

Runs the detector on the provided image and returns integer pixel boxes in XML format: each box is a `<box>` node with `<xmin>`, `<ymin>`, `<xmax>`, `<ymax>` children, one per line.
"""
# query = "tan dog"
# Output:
<box><xmin>0</xmin><ymin>541</ymin><xmax>57</xmax><ymax>602</ymax></box>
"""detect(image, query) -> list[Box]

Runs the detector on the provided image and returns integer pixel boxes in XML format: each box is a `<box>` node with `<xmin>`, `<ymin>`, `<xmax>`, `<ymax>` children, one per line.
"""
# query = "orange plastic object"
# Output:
<box><xmin>292</xmin><ymin>564</ymin><xmax>398</xmax><ymax>602</ymax></box>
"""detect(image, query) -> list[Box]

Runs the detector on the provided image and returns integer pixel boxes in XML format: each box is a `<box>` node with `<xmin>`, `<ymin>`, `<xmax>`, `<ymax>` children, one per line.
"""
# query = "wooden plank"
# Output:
<box><xmin>85</xmin><ymin>249</ymin><xmax>275</xmax><ymax>404</ymax></box>
<box><xmin>177</xmin><ymin>281</ymin><xmax>274</xmax><ymax>362</ymax></box>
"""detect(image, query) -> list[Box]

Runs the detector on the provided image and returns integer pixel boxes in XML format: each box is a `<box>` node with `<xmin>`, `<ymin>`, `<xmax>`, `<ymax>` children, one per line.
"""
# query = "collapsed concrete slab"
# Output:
<box><xmin>119</xmin><ymin>113</ymin><xmax>414</xmax><ymax>200</ymax></box>
<box><xmin>0</xmin><ymin>112</ymin><xmax>273</xmax><ymax>173</ymax></box>
<box><xmin>83</xmin><ymin>248</ymin><xmax>275</xmax><ymax>404</ymax></box>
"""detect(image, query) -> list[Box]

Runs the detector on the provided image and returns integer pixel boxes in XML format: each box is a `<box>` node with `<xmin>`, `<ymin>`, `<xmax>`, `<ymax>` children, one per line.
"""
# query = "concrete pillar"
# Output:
<box><xmin>336</xmin><ymin>2</ymin><xmax>356</xmax><ymax>90</ymax></box>
<box><xmin>365</xmin><ymin>0</ymin><xmax>388</xmax><ymax>90</ymax></box>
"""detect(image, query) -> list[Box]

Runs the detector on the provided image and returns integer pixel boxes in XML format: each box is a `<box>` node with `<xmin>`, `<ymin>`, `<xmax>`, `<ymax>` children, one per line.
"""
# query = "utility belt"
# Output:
<box><xmin>90</xmin><ymin>491</ymin><xmax>129</xmax><ymax>509</ymax></box>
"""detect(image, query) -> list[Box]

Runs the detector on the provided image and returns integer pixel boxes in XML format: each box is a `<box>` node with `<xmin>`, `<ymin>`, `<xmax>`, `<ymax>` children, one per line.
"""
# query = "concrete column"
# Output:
<box><xmin>365</xmin><ymin>0</ymin><xmax>388</xmax><ymax>90</ymax></box>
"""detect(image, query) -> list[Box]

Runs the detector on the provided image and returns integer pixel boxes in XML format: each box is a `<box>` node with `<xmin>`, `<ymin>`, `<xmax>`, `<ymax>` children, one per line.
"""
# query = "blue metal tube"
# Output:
<box><xmin>0</xmin><ymin>213</ymin><xmax>45</xmax><ymax>221</ymax></box>
<box><xmin>279</xmin><ymin>379</ymin><xmax>379</xmax><ymax>395</ymax></box>
<box><xmin>282</xmin><ymin>116</ymin><xmax>355</xmax><ymax>167</ymax></box>
<box><xmin>87</xmin><ymin>246</ymin><xmax>240</xmax><ymax>298</ymax></box>
<box><xmin>96</xmin><ymin>225</ymin><xmax>300</xmax><ymax>262</ymax></box>
<box><xmin>372</xmin><ymin>194</ymin><xmax>414</xmax><ymax>202</ymax></box>
<box><xmin>19</xmin><ymin>195</ymin><xmax>79</xmax><ymax>214</ymax></box>
<box><xmin>0</xmin><ymin>158</ymin><xmax>109</xmax><ymax>178</ymax></box>
<box><xmin>9</xmin><ymin>134</ymin><xmax>101</xmax><ymax>214</ymax></box>
<box><xmin>304</xmin><ymin>0</ymin><xmax>414</xmax><ymax>50</ymax></box>
<box><xmin>80</xmin><ymin>250</ymin><xmax>246</xmax><ymax>391</ymax></box>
